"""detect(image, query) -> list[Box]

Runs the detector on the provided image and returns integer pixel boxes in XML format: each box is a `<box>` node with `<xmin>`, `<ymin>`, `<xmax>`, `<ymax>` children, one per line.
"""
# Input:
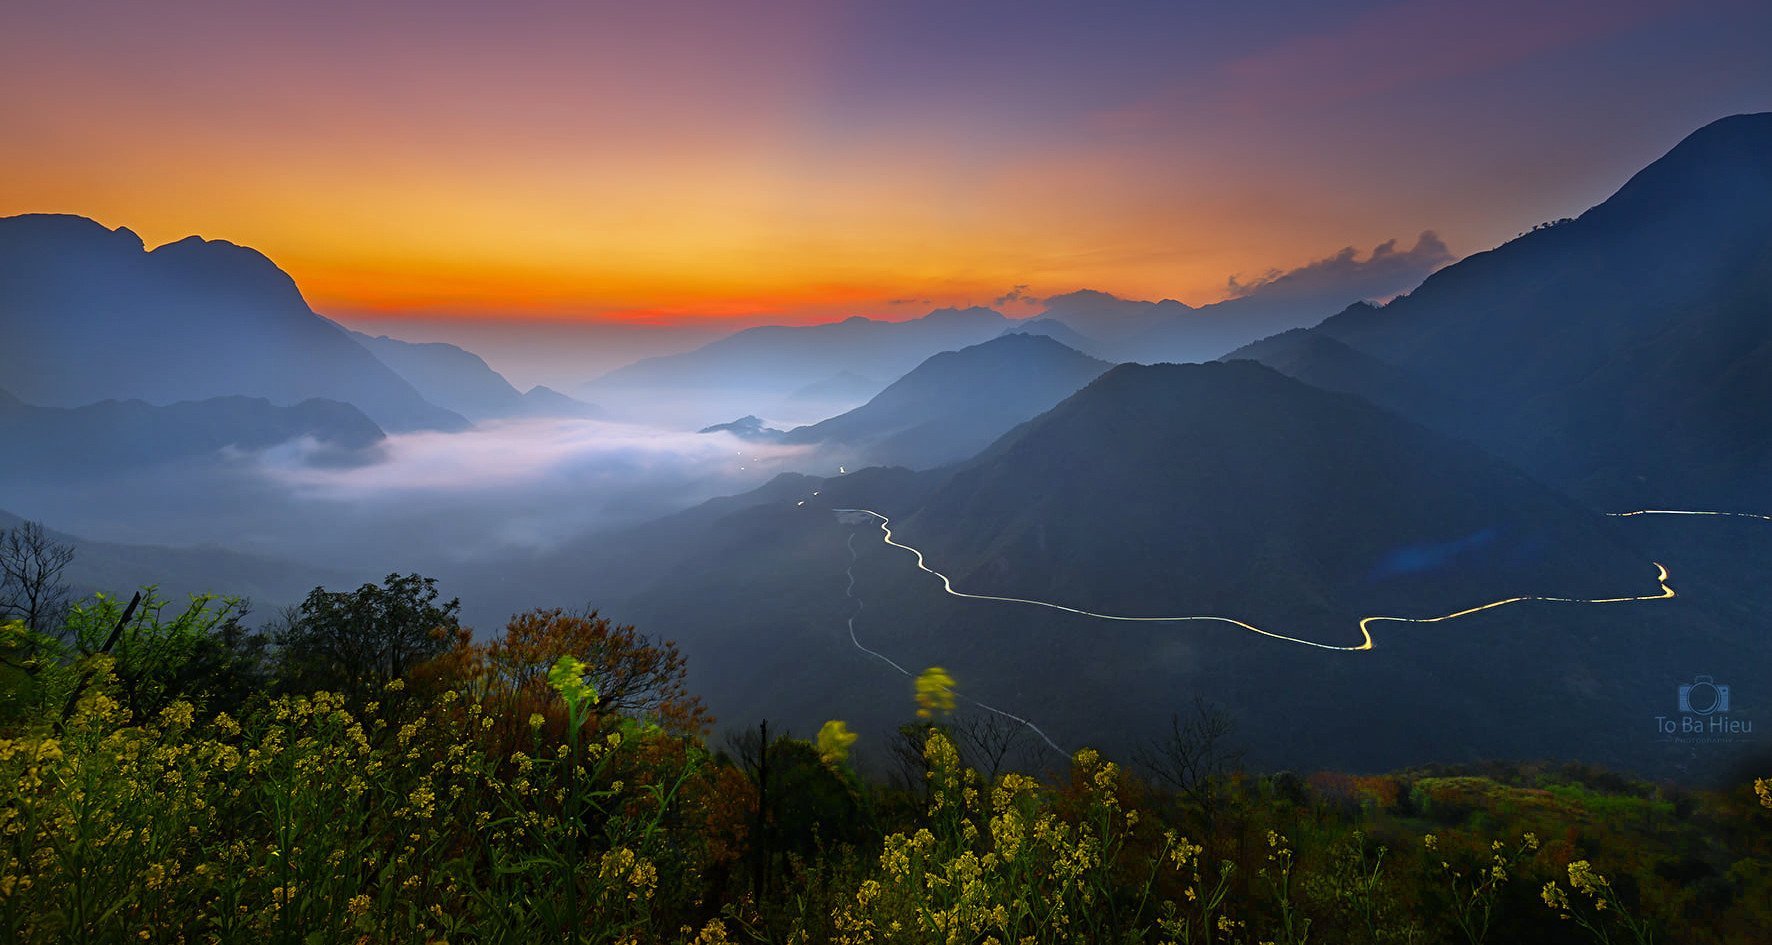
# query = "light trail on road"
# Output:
<box><xmin>1609</xmin><ymin>509</ymin><xmax>1772</xmax><ymax>522</ymax></box>
<box><xmin>832</xmin><ymin>507</ymin><xmax>1679</xmax><ymax>653</ymax></box>
<box><xmin>841</xmin><ymin>531</ymin><xmax>1069</xmax><ymax>756</ymax></box>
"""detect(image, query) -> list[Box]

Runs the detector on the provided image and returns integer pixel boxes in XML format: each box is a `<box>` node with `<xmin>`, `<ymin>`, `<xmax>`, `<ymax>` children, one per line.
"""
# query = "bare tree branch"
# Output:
<box><xmin>0</xmin><ymin>521</ymin><xmax>75</xmax><ymax>635</ymax></box>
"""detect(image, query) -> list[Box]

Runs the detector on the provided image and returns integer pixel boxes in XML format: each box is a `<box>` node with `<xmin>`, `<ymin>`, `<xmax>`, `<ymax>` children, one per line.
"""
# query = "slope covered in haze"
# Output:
<box><xmin>895</xmin><ymin>360</ymin><xmax>1650</xmax><ymax>638</ymax></box>
<box><xmin>1235</xmin><ymin>113</ymin><xmax>1772</xmax><ymax>507</ymax></box>
<box><xmin>1225</xmin><ymin>322</ymin><xmax>1465</xmax><ymax>424</ymax></box>
<box><xmin>781</xmin><ymin>333</ymin><xmax>1113</xmax><ymax>469</ymax></box>
<box><xmin>0</xmin><ymin>510</ymin><xmax>356</xmax><ymax>610</ymax></box>
<box><xmin>349</xmin><ymin>330</ymin><xmax>604</xmax><ymax>421</ymax></box>
<box><xmin>579</xmin><ymin>307</ymin><xmax>1012</xmax><ymax>425</ymax></box>
<box><xmin>0</xmin><ymin>387</ymin><xmax>385</xmax><ymax>481</ymax></box>
<box><xmin>0</xmin><ymin>214</ymin><xmax>465</xmax><ymax>432</ymax></box>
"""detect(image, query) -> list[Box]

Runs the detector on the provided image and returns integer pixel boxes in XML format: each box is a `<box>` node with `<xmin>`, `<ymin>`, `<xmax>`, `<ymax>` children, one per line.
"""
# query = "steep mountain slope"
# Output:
<box><xmin>0</xmin><ymin>388</ymin><xmax>385</xmax><ymax>481</ymax></box>
<box><xmin>1225</xmin><ymin>323</ymin><xmax>1465</xmax><ymax>424</ymax></box>
<box><xmin>783</xmin><ymin>371</ymin><xmax>884</xmax><ymax>406</ymax></box>
<box><xmin>348</xmin><ymin>330</ymin><xmax>603</xmax><ymax>420</ymax></box>
<box><xmin>996</xmin><ymin>318</ymin><xmax>1107</xmax><ymax>359</ymax></box>
<box><xmin>1235</xmin><ymin>113</ymin><xmax>1772</xmax><ymax>507</ymax></box>
<box><xmin>894</xmin><ymin>361</ymin><xmax>1650</xmax><ymax>637</ymax></box>
<box><xmin>0</xmin><ymin>214</ymin><xmax>465</xmax><ymax>432</ymax></box>
<box><xmin>782</xmin><ymin>333</ymin><xmax>1113</xmax><ymax>469</ymax></box>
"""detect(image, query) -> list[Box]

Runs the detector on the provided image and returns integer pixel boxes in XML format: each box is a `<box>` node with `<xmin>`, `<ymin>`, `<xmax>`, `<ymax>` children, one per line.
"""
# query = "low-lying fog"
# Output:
<box><xmin>4</xmin><ymin>417</ymin><xmax>824</xmax><ymax>621</ymax></box>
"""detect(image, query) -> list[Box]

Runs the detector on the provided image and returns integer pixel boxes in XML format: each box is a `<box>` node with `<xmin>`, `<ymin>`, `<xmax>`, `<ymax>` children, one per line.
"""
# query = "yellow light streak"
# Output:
<box><xmin>831</xmin><ymin>508</ymin><xmax>1682</xmax><ymax>652</ymax></box>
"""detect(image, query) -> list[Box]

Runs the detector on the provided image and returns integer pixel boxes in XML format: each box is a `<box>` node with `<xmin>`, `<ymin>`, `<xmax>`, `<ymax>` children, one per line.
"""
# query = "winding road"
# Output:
<box><xmin>823</xmin><ymin>504</ymin><xmax>1761</xmax><ymax>756</ymax></box>
<box><xmin>840</xmin><ymin>530</ymin><xmax>1067</xmax><ymax>755</ymax></box>
<box><xmin>833</xmin><ymin>507</ymin><xmax>1677</xmax><ymax>652</ymax></box>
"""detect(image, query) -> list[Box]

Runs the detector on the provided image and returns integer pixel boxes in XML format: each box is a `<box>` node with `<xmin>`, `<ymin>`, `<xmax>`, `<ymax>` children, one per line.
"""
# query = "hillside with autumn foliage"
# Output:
<box><xmin>2</xmin><ymin>541</ymin><xmax>1770</xmax><ymax>944</ymax></box>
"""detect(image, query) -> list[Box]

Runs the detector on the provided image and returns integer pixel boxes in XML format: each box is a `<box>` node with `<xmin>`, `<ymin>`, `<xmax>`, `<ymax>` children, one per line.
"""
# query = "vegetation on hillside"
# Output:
<box><xmin>2</xmin><ymin>520</ymin><xmax>1769</xmax><ymax>944</ymax></box>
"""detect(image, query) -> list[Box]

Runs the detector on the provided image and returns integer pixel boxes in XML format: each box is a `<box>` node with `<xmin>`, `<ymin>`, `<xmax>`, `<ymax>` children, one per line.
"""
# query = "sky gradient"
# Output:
<box><xmin>4</xmin><ymin>0</ymin><xmax>1769</xmax><ymax>326</ymax></box>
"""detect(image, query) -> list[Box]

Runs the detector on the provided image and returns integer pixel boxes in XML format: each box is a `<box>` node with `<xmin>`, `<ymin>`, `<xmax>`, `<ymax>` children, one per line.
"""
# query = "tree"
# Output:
<box><xmin>480</xmin><ymin>607</ymin><xmax>710</xmax><ymax>736</ymax></box>
<box><xmin>60</xmin><ymin>589</ymin><xmax>256</xmax><ymax>719</ymax></box>
<box><xmin>954</xmin><ymin>710</ymin><xmax>1035</xmax><ymax>783</ymax></box>
<box><xmin>275</xmin><ymin>573</ymin><xmax>460</xmax><ymax>695</ymax></box>
<box><xmin>1135</xmin><ymin>696</ymin><xmax>1243</xmax><ymax>839</ymax></box>
<box><xmin>0</xmin><ymin>521</ymin><xmax>74</xmax><ymax>634</ymax></box>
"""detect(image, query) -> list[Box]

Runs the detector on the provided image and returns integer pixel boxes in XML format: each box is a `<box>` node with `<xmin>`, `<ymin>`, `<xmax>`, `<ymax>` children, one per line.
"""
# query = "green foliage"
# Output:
<box><xmin>62</xmin><ymin>590</ymin><xmax>256</xmax><ymax>719</ymax></box>
<box><xmin>1</xmin><ymin>588</ymin><xmax>261</xmax><ymax>727</ymax></box>
<box><xmin>274</xmin><ymin>572</ymin><xmax>460</xmax><ymax>696</ymax></box>
<box><xmin>1</xmin><ymin>578</ymin><xmax>1769</xmax><ymax>944</ymax></box>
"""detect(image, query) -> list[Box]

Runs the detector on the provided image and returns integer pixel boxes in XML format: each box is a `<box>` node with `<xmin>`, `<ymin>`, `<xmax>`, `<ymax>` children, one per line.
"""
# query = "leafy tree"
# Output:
<box><xmin>274</xmin><ymin>573</ymin><xmax>460</xmax><ymax>696</ymax></box>
<box><xmin>478</xmin><ymin>607</ymin><xmax>710</xmax><ymax>736</ymax></box>
<box><xmin>61</xmin><ymin>589</ymin><xmax>254</xmax><ymax>720</ymax></box>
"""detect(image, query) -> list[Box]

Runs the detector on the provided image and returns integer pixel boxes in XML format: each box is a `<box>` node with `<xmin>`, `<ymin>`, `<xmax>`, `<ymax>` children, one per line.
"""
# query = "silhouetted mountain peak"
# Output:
<box><xmin>0</xmin><ymin>213</ymin><xmax>145</xmax><ymax>255</ymax></box>
<box><xmin>1587</xmin><ymin>112</ymin><xmax>1772</xmax><ymax>226</ymax></box>
<box><xmin>146</xmin><ymin>233</ymin><xmax>310</xmax><ymax>309</ymax></box>
<box><xmin>1044</xmin><ymin>288</ymin><xmax>1193</xmax><ymax>313</ymax></box>
<box><xmin>0</xmin><ymin>214</ymin><xmax>466</xmax><ymax>431</ymax></box>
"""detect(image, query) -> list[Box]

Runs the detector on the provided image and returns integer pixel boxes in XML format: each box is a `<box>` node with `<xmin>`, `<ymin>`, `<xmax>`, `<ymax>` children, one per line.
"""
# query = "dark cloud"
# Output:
<box><xmin>886</xmin><ymin>297</ymin><xmax>934</xmax><ymax>306</ymax></box>
<box><xmin>994</xmin><ymin>284</ymin><xmax>1035</xmax><ymax>307</ymax></box>
<box><xmin>1226</xmin><ymin>231</ymin><xmax>1454</xmax><ymax>304</ymax></box>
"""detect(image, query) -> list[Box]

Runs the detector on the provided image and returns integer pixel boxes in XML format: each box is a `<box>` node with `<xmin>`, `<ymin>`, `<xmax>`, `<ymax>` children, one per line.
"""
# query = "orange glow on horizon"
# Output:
<box><xmin>3</xmin><ymin>0</ymin><xmax>1751</xmax><ymax>328</ymax></box>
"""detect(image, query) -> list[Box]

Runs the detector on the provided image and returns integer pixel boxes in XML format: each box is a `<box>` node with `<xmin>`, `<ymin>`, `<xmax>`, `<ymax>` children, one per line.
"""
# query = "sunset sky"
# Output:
<box><xmin>4</xmin><ymin>0</ymin><xmax>1769</xmax><ymax>327</ymax></box>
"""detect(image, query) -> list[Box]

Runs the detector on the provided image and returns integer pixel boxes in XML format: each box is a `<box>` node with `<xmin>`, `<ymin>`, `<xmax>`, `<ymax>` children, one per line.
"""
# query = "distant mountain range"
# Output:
<box><xmin>1231</xmin><ymin>112</ymin><xmax>1772</xmax><ymax>508</ymax></box>
<box><xmin>1023</xmin><ymin>231</ymin><xmax>1452</xmax><ymax>364</ymax></box>
<box><xmin>781</xmin><ymin>370</ymin><xmax>885</xmax><ymax>414</ymax></box>
<box><xmin>0</xmin><ymin>212</ymin><xmax>612</xmax><ymax>463</ymax></box>
<box><xmin>778</xmin><ymin>333</ymin><xmax>1113</xmax><ymax>469</ymax></box>
<box><xmin>579</xmin><ymin>306</ymin><xmax>1015</xmax><ymax>425</ymax></box>
<box><xmin>0</xmin><ymin>387</ymin><xmax>385</xmax><ymax>481</ymax></box>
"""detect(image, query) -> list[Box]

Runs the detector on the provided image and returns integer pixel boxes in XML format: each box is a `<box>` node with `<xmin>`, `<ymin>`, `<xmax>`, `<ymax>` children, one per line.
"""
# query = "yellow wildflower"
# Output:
<box><xmin>914</xmin><ymin>666</ymin><xmax>957</xmax><ymax>718</ymax></box>
<box><xmin>817</xmin><ymin>720</ymin><xmax>858</xmax><ymax>766</ymax></box>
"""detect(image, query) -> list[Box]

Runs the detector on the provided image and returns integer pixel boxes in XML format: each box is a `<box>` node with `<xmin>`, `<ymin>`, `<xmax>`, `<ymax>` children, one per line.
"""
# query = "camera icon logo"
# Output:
<box><xmin>1677</xmin><ymin>675</ymin><xmax>1730</xmax><ymax>715</ymax></box>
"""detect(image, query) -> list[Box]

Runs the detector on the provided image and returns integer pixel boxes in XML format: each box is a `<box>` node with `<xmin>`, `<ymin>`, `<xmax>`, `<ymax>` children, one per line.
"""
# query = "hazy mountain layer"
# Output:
<box><xmin>0</xmin><ymin>388</ymin><xmax>385</xmax><ymax>481</ymax></box>
<box><xmin>579</xmin><ymin>307</ymin><xmax>1012</xmax><ymax>425</ymax></box>
<box><xmin>781</xmin><ymin>334</ymin><xmax>1113</xmax><ymax>469</ymax></box>
<box><xmin>349</xmin><ymin>330</ymin><xmax>604</xmax><ymax>421</ymax></box>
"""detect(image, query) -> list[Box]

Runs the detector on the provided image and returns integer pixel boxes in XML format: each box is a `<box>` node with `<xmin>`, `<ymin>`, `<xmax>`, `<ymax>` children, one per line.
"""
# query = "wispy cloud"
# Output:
<box><xmin>993</xmin><ymin>284</ymin><xmax>1034</xmax><ymax>306</ymax></box>
<box><xmin>1225</xmin><ymin>232</ymin><xmax>1453</xmax><ymax>303</ymax></box>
